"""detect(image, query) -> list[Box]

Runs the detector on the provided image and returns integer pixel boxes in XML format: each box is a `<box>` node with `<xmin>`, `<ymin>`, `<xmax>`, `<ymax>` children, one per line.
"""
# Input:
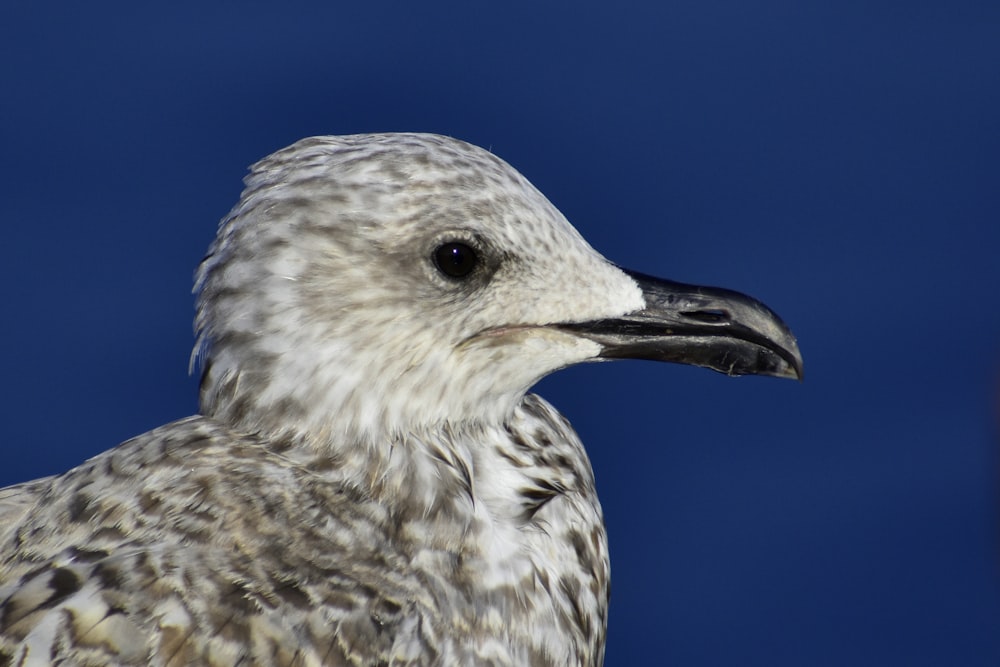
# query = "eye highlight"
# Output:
<box><xmin>433</xmin><ymin>242</ymin><xmax>478</xmax><ymax>278</ymax></box>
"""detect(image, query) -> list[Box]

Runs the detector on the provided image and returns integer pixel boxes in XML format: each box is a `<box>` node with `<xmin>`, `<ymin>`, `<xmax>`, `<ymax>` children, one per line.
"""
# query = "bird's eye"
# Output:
<box><xmin>433</xmin><ymin>242</ymin><xmax>478</xmax><ymax>278</ymax></box>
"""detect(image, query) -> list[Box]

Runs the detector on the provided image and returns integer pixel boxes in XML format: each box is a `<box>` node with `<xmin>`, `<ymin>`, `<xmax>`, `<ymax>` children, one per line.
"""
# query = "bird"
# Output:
<box><xmin>0</xmin><ymin>133</ymin><xmax>802</xmax><ymax>666</ymax></box>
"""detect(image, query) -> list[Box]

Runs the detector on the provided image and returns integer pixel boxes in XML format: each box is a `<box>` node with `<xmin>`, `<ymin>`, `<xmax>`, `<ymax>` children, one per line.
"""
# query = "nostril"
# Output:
<box><xmin>682</xmin><ymin>309</ymin><xmax>730</xmax><ymax>324</ymax></box>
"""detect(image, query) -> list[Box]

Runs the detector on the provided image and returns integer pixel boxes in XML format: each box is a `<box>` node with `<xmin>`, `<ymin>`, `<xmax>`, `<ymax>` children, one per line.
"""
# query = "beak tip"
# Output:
<box><xmin>778</xmin><ymin>342</ymin><xmax>804</xmax><ymax>382</ymax></box>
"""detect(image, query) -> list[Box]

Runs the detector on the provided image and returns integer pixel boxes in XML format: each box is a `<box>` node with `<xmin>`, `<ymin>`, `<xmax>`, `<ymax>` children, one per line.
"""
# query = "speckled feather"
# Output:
<box><xmin>0</xmin><ymin>134</ymin><xmax>648</xmax><ymax>666</ymax></box>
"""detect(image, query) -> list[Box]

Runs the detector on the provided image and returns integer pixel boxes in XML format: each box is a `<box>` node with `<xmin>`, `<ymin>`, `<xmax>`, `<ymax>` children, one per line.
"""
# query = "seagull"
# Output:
<box><xmin>0</xmin><ymin>133</ymin><xmax>801</xmax><ymax>666</ymax></box>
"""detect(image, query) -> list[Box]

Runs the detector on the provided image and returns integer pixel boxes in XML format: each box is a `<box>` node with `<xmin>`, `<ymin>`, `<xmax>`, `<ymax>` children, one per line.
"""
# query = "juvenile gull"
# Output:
<box><xmin>0</xmin><ymin>133</ymin><xmax>802</xmax><ymax>666</ymax></box>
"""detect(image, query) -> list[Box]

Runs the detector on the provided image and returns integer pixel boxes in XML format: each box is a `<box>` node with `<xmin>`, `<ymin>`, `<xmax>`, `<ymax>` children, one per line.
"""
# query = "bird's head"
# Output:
<box><xmin>193</xmin><ymin>133</ymin><xmax>801</xmax><ymax>445</ymax></box>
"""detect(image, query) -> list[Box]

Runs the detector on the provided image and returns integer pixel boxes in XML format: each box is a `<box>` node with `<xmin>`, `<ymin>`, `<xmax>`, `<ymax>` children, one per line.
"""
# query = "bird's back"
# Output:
<box><xmin>0</xmin><ymin>396</ymin><xmax>609</xmax><ymax>666</ymax></box>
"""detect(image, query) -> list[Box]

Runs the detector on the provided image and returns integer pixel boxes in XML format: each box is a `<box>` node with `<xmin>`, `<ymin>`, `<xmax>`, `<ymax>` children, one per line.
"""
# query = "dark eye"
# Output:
<box><xmin>433</xmin><ymin>242</ymin><xmax>478</xmax><ymax>278</ymax></box>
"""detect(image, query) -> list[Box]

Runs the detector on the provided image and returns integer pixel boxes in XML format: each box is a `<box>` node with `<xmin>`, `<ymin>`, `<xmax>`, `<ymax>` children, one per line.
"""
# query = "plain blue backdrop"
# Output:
<box><xmin>2</xmin><ymin>2</ymin><xmax>998</xmax><ymax>665</ymax></box>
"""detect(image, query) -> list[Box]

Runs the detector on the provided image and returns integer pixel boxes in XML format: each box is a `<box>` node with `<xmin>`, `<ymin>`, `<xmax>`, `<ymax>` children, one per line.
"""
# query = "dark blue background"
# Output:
<box><xmin>2</xmin><ymin>2</ymin><xmax>998</xmax><ymax>664</ymax></box>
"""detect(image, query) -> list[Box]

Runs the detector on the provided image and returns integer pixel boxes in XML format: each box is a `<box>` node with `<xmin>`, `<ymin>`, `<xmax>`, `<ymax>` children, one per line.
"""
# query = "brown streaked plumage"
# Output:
<box><xmin>0</xmin><ymin>134</ymin><xmax>800</xmax><ymax>666</ymax></box>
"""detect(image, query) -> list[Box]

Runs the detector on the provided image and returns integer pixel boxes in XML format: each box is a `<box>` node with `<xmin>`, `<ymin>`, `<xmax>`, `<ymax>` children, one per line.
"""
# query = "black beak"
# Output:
<box><xmin>559</xmin><ymin>269</ymin><xmax>803</xmax><ymax>380</ymax></box>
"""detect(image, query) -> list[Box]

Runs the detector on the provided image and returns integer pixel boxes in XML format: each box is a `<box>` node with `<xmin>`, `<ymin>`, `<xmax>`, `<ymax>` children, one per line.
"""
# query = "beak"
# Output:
<box><xmin>558</xmin><ymin>269</ymin><xmax>803</xmax><ymax>380</ymax></box>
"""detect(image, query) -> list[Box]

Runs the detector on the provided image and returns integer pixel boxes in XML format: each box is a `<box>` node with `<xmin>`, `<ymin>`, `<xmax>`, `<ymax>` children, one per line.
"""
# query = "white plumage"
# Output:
<box><xmin>0</xmin><ymin>133</ymin><xmax>800</xmax><ymax>666</ymax></box>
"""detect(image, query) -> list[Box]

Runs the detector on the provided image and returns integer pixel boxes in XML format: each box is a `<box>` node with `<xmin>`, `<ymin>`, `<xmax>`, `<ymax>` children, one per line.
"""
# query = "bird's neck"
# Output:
<box><xmin>243</xmin><ymin>394</ymin><xmax>610</xmax><ymax>666</ymax></box>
